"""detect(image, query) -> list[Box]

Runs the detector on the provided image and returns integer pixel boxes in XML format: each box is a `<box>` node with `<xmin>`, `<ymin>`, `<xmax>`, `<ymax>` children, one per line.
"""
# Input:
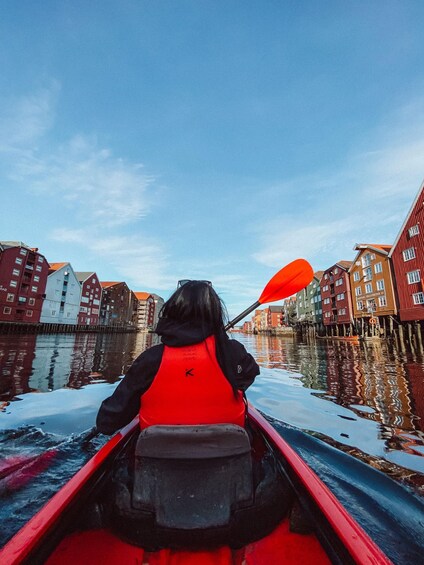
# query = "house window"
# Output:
<box><xmin>367</xmin><ymin>299</ymin><xmax>376</xmax><ymax>312</ymax></box>
<box><xmin>409</xmin><ymin>225</ymin><xmax>419</xmax><ymax>237</ymax></box>
<box><xmin>19</xmin><ymin>248</ymin><xmax>27</xmax><ymax>256</ymax></box>
<box><xmin>37</xmin><ymin>256</ymin><xmax>43</xmax><ymax>263</ymax></box>
<box><xmin>10</xmin><ymin>280</ymin><xmax>17</xmax><ymax>288</ymax></box>
<box><xmin>403</xmin><ymin>248</ymin><xmax>416</xmax><ymax>261</ymax></box>
<box><xmin>6</xmin><ymin>293</ymin><xmax>14</xmax><ymax>302</ymax></box>
<box><xmin>12</xmin><ymin>269</ymin><xmax>20</xmax><ymax>276</ymax></box>
<box><xmin>376</xmin><ymin>280</ymin><xmax>385</xmax><ymax>291</ymax></box>
<box><xmin>357</xmin><ymin>300</ymin><xmax>364</xmax><ymax>311</ymax></box>
<box><xmin>374</xmin><ymin>262</ymin><xmax>382</xmax><ymax>274</ymax></box>
<box><xmin>363</xmin><ymin>267</ymin><xmax>372</xmax><ymax>281</ymax></box>
<box><xmin>336</xmin><ymin>278</ymin><xmax>343</xmax><ymax>286</ymax></box>
<box><xmin>365</xmin><ymin>283</ymin><xmax>372</xmax><ymax>294</ymax></box>
<box><xmin>3</xmin><ymin>307</ymin><xmax>11</xmax><ymax>314</ymax></box>
<box><xmin>325</xmin><ymin>312</ymin><xmax>331</xmax><ymax>318</ymax></box>
<box><xmin>26</xmin><ymin>310</ymin><xmax>33</xmax><ymax>317</ymax></box>
<box><xmin>92</xmin><ymin>278</ymin><xmax>96</xmax><ymax>283</ymax></box>
<box><xmin>323</xmin><ymin>298</ymin><xmax>330</xmax><ymax>304</ymax></box>
<box><xmin>362</xmin><ymin>253</ymin><xmax>371</xmax><ymax>267</ymax></box>
<box><xmin>413</xmin><ymin>292</ymin><xmax>424</xmax><ymax>305</ymax></box>
<box><xmin>379</xmin><ymin>296</ymin><xmax>387</xmax><ymax>307</ymax></box>
<box><xmin>336</xmin><ymin>293</ymin><xmax>345</xmax><ymax>300</ymax></box>
<box><xmin>36</xmin><ymin>265</ymin><xmax>42</xmax><ymax>272</ymax></box>
<box><xmin>15</xmin><ymin>257</ymin><xmax>22</xmax><ymax>265</ymax></box>
<box><xmin>31</xmin><ymin>286</ymin><xmax>38</xmax><ymax>292</ymax></box>
<box><xmin>51</xmin><ymin>310</ymin><xmax>56</xmax><ymax>316</ymax></box>
<box><xmin>407</xmin><ymin>270</ymin><xmax>420</xmax><ymax>284</ymax></box>
<box><xmin>34</xmin><ymin>275</ymin><xmax>40</xmax><ymax>282</ymax></box>
<box><xmin>355</xmin><ymin>287</ymin><xmax>362</xmax><ymax>296</ymax></box>
<box><xmin>353</xmin><ymin>271</ymin><xmax>360</xmax><ymax>281</ymax></box>
<box><xmin>29</xmin><ymin>298</ymin><xmax>35</xmax><ymax>306</ymax></box>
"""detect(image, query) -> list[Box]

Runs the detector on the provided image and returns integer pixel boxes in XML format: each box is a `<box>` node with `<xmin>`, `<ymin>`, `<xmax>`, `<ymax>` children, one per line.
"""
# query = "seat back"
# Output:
<box><xmin>132</xmin><ymin>424</ymin><xmax>253</xmax><ymax>530</ymax></box>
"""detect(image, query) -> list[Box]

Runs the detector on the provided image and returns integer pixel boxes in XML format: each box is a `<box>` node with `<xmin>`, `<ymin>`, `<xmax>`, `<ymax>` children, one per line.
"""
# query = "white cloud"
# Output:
<box><xmin>0</xmin><ymin>81</ymin><xmax>60</xmax><ymax>150</ymax></box>
<box><xmin>253</xmin><ymin>98</ymin><xmax>424</xmax><ymax>271</ymax></box>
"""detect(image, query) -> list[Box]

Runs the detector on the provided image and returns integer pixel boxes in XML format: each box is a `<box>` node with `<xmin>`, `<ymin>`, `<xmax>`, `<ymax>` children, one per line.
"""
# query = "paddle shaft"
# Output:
<box><xmin>225</xmin><ymin>301</ymin><xmax>260</xmax><ymax>331</ymax></box>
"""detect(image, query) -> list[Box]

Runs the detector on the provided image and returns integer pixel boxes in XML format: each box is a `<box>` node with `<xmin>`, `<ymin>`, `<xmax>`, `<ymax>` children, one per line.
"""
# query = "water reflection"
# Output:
<box><xmin>0</xmin><ymin>332</ymin><xmax>159</xmax><ymax>403</ymax></box>
<box><xmin>240</xmin><ymin>333</ymin><xmax>424</xmax><ymax>465</ymax></box>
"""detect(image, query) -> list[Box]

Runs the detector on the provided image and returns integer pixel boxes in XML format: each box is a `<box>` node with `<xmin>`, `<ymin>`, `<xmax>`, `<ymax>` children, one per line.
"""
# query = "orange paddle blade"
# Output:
<box><xmin>258</xmin><ymin>259</ymin><xmax>314</xmax><ymax>304</ymax></box>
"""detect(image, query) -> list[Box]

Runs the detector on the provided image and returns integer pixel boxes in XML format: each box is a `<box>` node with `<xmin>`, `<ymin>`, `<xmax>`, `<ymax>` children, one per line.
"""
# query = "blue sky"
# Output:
<box><xmin>1</xmin><ymin>1</ymin><xmax>424</xmax><ymax>317</ymax></box>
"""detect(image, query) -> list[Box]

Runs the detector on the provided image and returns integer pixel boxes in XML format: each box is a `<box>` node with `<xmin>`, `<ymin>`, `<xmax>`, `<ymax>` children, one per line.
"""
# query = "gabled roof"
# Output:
<box><xmin>348</xmin><ymin>244</ymin><xmax>392</xmax><ymax>272</ymax></box>
<box><xmin>336</xmin><ymin>260</ymin><xmax>352</xmax><ymax>270</ymax></box>
<box><xmin>100</xmin><ymin>281</ymin><xmax>127</xmax><ymax>289</ymax></box>
<box><xmin>0</xmin><ymin>241</ymin><xmax>31</xmax><ymax>251</ymax></box>
<box><xmin>313</xmin><ymin>270</ymin><xmax>324</xmax><ymax>282</ymax></box>
<box><xmin>134</xmin><ymin>291</ymin><xmax>153</xmax><ymax>301</ymax></box>
<box><xmin>269</xmin><ymin>305</ymin><xmax>283</xmax><ymax>312</ymax></box>
<box><xmin>49</xmin><ymin>262</ymin><xmax>69</xmax><ymax>272</ymax></box>
<box><xmin>389</xmin><ymin>180</ymin><xmax>424</xmax><ymax>257</ymax></box>
<box><xmin>75</xmin><ymin>272</ymin><xmax>97</xmax><ymax>283</ymax></box>
<box><xmin>354</xmin><ymin>243</ymin><xmax>392</xmax><ymax>254</ymax></box>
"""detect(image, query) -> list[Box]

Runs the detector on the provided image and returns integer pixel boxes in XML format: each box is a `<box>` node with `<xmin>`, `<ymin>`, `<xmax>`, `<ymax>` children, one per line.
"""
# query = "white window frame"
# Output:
<box><xmin>374</xmin><ymin>262</ymin><xmax>382</xmax><ymax>274</ymax></box>
<box><xmin>407</xmin><ymin>270</ymin><xmax>420</xmax><ymax>284</ymax></box>
<box><xmin>357</xmin><ymin>300</ymin><xmax>364</xmax><ymax>311</ymax></box>
<box><xmin>355</xmin><ymin>287</ymin><xmax>362</xmax><ymax>296</ymax></box>
<box><xmin>10</xmin><ymin>280</ymin><xmax>17</xmax><ymax>288</ymax></box>
<box><xmin>378</xmin><ymin>296</ymin><xmax>387</xmax><ymax>307</ymax></box>
<box><xmin>365</xmin><ymin>283</ymin><xmax>373</xmax><ymax>294</ymax></box>
<box><xmin>3</xmin><ymin>307</ymin><xmax>12</xmax><ymax>314</ymax></box>
<box><xmin>403</xmin><ymin>247</ymin><xmax>416</xmax><ymax>261</ymax></box>
<box><xmin>15</xmin><ymin>257</ymin><xmax>22</xmax><ymax>265</ymax></box>
<box><xmin>6</xmin><ymin>293</ymin><xmax>14</xmax><ymax>302</ymax></box>
<box><xmin>353</xmin><ymin>271</ymin><xmax>360</xmax><ymax>281</ymax></box>
<box><xmin>363</xmin><ymin>267</ymin><xmax>372</xmax><ymax>281</ymax></box>
<box><xmin>409</xmin><ymin>225</ymin><xmax>419</xmax><ymax>237</ymax></box>
<box><xmin>376</xmin><ymin>279</ymin><xmax>385</xmax><ymax>291</ymax></box>
<box><xmin>413</xmin><ymin>292</ymin><xmax>424</xmax><ymax>305</ymax></box>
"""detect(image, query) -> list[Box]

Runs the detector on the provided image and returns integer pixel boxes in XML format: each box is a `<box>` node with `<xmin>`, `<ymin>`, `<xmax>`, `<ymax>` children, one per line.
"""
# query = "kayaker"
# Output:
<box><xmin>96</xmin><ymin>280</ymin><xmax>260</xmax><ymax>434</ymax></box>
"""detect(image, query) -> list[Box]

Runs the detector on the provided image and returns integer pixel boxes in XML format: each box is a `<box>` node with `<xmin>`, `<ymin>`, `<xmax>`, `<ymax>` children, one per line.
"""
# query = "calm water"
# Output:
<box><xmin>1</xmin><ymin>331</ymin><xmax>424</xmax><ymax>561</ymax></box>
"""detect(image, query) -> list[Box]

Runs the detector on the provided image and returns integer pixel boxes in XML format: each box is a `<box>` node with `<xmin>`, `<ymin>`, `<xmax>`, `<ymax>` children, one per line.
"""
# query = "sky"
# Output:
<box><xmin>1</xmin><ymin>1</ymin><xmax>424</xmax><ymax>318</ymax></box>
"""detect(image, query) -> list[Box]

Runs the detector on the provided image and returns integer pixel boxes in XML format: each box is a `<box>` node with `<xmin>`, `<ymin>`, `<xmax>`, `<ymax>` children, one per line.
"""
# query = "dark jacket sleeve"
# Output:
<box><xmin>96</xmin><ymin>344</ymin><xmax>164</xmax><ymax>435</ymax></box>
<box><xmin>227</xmin><ymin>339</ymin><xmax>260</xmax><ymax>391</ymax></box>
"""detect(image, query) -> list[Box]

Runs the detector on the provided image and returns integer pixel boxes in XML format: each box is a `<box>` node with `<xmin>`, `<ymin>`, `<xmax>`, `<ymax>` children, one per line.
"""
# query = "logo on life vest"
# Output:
<box><xmin>185</xmin><ymin>368</ymin><xmax>194</xmax><ymax>377</ymax></box>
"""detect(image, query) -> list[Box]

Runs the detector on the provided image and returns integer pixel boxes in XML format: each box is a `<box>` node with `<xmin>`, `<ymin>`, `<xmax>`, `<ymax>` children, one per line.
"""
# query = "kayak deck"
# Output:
<box><xmin>45</xmin><ymin>519</ymin><xmax>330</xmax><ymax>565</ymax></box>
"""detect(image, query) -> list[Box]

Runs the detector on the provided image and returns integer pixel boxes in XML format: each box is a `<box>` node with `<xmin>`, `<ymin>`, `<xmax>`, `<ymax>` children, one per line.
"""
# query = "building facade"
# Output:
<box><xmin>297</xmin><ymin>271</ymin><xmax>323</xmax><ymax>326</ymax></box>
<box><xmin>321</xmin><ymin>261</ymin><xmax>354</xmax><ymax>334</ymax></box>
<box><xmin>389</xmin><ymin>182</ymin><xmax>424</xmax><ymax>322</ymax></box>
<box><xmin>100</xmin><ymin>282</ymin><xmax>137</xmax><ymax>327</ymax></box>
<box><xmin>349</xmin><ymin>244</ymin><xmax>397</xmax><ymax>335</ymax></box>
<box><xmin>75</xmin><ymin>272</ymin><xmax>103</xmax><ymax>326</ymax></box>
<box><xmin>150</xmin><ymin>293</ymin><xmax>164</xmax><ymax>329</ymax></box>
<box><xmin>0</xmin><ymin>242</ymin><xmax>49</xmax><ymax>324</ymax></box>
<box><xmin>40</xmin><ymin>263</ymin><xmax>81</xmax><ymax>325</ymax></box>
<box><xmin>134</xmin><ymin>291</ymin><xmax>155</xmax><ymax>330</ymax></box>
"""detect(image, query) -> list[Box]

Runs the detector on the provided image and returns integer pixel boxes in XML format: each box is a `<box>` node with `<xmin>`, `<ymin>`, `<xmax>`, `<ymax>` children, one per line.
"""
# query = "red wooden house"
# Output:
<box><xmin>0</xmin><ymin>241</ymin><xmax>49</xmax><ymax>324</ymax></box>
<box><xmin>75</xmin><ymin>272</ymin><xmax>102</xmax><ymax>326</ymax></box>
<box><xmin>320</xmin><ymin>261</ymin><xmax>353</xmax><ymax>331</ymax></box>
<box><xmin>389</xmin><ymin>181</ymin><xmax>424</xmax><ymax>321</ymax></box>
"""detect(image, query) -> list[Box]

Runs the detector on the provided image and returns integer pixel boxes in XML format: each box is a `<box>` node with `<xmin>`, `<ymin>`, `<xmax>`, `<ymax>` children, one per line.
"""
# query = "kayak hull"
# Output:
<box><xmin>0</xmin><ymin>405</ymin><xmax>392</xmax><ymax>565</ymax></box>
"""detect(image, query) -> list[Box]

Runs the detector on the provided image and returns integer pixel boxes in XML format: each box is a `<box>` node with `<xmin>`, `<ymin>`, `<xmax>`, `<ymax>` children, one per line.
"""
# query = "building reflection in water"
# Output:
<box><xmin>247</xmin><ymin>333</ymin><xmax>424</xmax><ymax>457</ymax></box>
<box><xmin>0</xmin><ymin>332</ymin><xmax>160</xmax><ymax>402</ymax></box>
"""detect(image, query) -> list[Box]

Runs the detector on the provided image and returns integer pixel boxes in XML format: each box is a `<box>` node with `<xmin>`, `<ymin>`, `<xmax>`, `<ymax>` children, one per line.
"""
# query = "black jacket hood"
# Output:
<box><xmin>155</xmin><ymin>318</ymin><xmax>216</xmax><ymax>347</ymax></box>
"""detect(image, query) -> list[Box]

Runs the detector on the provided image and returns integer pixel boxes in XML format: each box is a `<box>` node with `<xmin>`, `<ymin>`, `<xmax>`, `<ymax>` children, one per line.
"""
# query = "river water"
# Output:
<box><xmin>1</xmin><ymin>331</ymin><xmax>424</xmax><ymax>561</ymax></box>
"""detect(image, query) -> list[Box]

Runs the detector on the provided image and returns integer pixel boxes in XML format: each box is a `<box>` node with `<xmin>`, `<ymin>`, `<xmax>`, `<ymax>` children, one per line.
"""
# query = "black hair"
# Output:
<box><xmin>160</xmin><ymin>281</ymin><xmax>228</xmax><ymax>331</ymax></box>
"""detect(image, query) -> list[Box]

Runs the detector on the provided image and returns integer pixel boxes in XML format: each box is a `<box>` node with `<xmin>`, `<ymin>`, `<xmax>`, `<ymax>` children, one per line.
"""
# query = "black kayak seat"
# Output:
<box><xmin>132</xmin><ymin>424</ymin><xmax>254</xmax><ymax>530</ymax></box>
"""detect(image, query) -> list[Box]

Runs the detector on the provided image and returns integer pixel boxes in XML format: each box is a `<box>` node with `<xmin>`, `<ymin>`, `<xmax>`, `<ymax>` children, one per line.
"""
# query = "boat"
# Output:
<box><xmin>0</xmin><ymin>404</ymin><xmax>391</xmax><ymax>565</ymax></box>
<box><xmin>316</xmin><ymin>335</ymin><xmax>360</xmax><ymax>343</ymax></box>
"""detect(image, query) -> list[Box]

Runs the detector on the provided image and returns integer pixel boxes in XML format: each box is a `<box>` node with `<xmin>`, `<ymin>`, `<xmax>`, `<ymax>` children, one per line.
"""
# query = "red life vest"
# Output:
<box><xmin>139</xmin><ymin>335</ymin><xmax>246</xmax><ymax>429</ymax></box>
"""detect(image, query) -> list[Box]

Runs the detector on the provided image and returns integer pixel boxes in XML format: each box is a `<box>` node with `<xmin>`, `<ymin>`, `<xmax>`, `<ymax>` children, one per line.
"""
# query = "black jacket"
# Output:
<box><xmin>96</xmin><ymin>319</ymin><xmax>260</xmax><ymax>435</ymax></box>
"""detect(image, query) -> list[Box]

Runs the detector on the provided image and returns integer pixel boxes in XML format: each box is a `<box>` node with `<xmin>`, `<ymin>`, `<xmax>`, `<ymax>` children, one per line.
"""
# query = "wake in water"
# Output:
<box><xmin>0</xmin><ymin>426</ymin><xmax>105</xmax><ymax>546</ymax></box>
<box><xmin>267</xmin><ymin>415</ymin><xmax>424</xmax><ymax>565</ymax></box>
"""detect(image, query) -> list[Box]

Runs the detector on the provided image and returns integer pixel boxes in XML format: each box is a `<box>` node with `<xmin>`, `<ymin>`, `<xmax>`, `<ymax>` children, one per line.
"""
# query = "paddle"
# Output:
<box><xmin>225</xmin><ymin>258</ymin><xmax>314</xmax><ymax>330</ymax></box>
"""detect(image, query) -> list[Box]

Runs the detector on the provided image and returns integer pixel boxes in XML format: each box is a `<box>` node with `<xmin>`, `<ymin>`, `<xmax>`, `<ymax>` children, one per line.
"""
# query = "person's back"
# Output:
<box><xmin>96</xmin><ymin>280</ymin><xmax>259</xmax><ymax>435</ymax></box>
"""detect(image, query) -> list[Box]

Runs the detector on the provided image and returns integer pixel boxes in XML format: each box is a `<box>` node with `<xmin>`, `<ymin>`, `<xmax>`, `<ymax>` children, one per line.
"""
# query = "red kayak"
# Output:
<box><xmin>0</xmin><ymin>404</ymin><xmax>391</xmax><ymax>565</ymax></box>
